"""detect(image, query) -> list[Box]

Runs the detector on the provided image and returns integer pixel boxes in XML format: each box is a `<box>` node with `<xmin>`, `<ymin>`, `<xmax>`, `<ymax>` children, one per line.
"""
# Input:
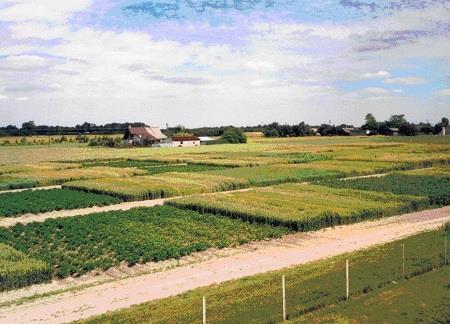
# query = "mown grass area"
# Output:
<box><xmin>295</xmin><ymin>267</ymin><xmax>450</xmax><ymax>323</ymax></box>
<box><xmin>0</xmin><ymin>243</ymin><xmax>51</xmax><ymax>292</ymax></box>
<box><xmin>82</xmin><ymin>227</ymin><xmax>449</xmax><ymax>324</ymax></box>
<box><xmin>0</xmin><ymin>206</ymin><xmax>287</xmax><ymax>279</ymax></box>
<box><xmin>64</xmin><ymin>173</ymin><xmax>249</xmax><ymax>201</ymax></box>
<box><xmin>203</xmin><ymin>165</ymin><xmax>342</xmax><ymax>186</ymax></box>
<box><xmin>320</xmin><ymin>169</ymin><xmax>450</xmax><ymax>206</ymax></box>
<box><xmin>168</xmin><ymin>183</ymin><xmax>429</xmax><ymax>231</ymax></box>
<box><xmin>0</xmin><ymin>189</ymin><xmax>121</xmax><ymax>217</ymax></box>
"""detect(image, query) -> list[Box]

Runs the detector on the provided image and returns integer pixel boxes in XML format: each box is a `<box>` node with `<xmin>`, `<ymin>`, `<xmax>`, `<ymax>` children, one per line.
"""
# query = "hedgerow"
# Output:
<box><xmin>0</xmin><ymin>243</ymin><xmax>51</xmax><ymax>292</ymax></box>
<box><xmin>0</xmin><ymin>206</ymin><xmax>287</xmax><ymax>279</ymax></box>
<box><xmin>167</xmin><ymin>184</ymin><xmax>430</xmax><ymax>231</ymax></box>
<box><xmin>0</xmin><ymin>189</ymin><xmax>120</xmax><ymax>217</ymax></box>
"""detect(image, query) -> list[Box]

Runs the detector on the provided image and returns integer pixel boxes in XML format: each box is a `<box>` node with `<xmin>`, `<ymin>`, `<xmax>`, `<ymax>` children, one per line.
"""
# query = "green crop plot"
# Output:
<box><xmin>64</xmin><ymin>173</ymin><xmax>249</xmax><ymax>201</ymax></box>
<box><xmin>321</xmin><ymin>169</ymin><xmax>450</xmax><ymax>206</ymax></box>
<box><xmin>0</xmin><ymin>189</ymin><xmax>121</xmax><ymax>217</ymax></box>
<box><xmin>168</xmin><ymin>183</ymin><xmax>429</xmax><ymax>230</ymax></box>
<box><xmin>0</xmin><ymin>243</ymin><xmax>51</xmax><ymax>292</ymax></box>
<box><xmin>0</xmin><ymin>206</ymin><xmax>287</xmax><ymax>278</ymax></box>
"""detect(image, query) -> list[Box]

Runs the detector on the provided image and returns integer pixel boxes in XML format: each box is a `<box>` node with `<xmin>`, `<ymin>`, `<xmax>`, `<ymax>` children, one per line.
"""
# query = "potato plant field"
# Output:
<box><xmin>168</xmin><ymin>184</ymin><xmax>430</xmax><ymax>230</ymax></box>
<box><xmin>0</xmin><ymin>243</ymin><xmax>51</xmax><ymax>292</ymax></box>
<box><xmin>0</xmin><ymin>189</ymin><xmax>121</xmax><ymax>217</ymax></box>
<box><xmin>64</xmin><ymin>173</ymin><xmax>249</xmax><ymax>201</ymax></box>
<box><xmin>0</xmin><ymin>206</ymin><xmax>287</xmax><ymax>278</ymax></box>
<box><xmin>321</xmin><ymin>171</ymin><xmax>450</xmax><ymax>206</ymax></box>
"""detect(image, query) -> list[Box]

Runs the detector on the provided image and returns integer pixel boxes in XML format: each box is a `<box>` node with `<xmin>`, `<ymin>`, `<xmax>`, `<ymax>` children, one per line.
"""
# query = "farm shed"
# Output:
<box><xmin>386</xmin><ymin>128</ymin><xmax>399</xmax><ymax>136</ymax></box>
<box><xmin>123</xmin><ymin>126</ymin><xmax>168</xmax><ymax>146</ymax></box>
<box><xmin>198</xmin><ymin>136</ymin><xmax>215</xmax><ymax>145</ymax></box>
<box><xmin>172</xmin><ymin>136</ymin><xmax>201</xmax><ymax>147</ymax></box>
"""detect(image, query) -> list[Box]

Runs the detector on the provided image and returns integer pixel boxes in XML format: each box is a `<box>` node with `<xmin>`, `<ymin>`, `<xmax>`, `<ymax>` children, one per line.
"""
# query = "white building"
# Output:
<box><xmin>171</xmin><ymin>136</ymin><xmax>201</xmax><ymax>147</ymax></box>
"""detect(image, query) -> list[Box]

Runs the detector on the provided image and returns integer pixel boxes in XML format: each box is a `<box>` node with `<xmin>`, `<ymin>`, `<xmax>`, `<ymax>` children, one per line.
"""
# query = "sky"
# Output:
<box><xmin>0</xmin><ymin>0</ymin><xmax>449</xmax><ymax>127</ymax></box>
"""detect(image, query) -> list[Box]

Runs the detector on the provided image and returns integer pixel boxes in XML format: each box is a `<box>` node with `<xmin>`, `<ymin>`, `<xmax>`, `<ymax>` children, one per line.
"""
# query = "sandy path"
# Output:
<box><xmin>0</xmin><ymin>185</ymin><xmax>62</xmax><ymax>195</ymax></box>
<box><xmin>0</xmin><ymin>206</ymin><xmax>448</xmax><ymax>324</ymax></box>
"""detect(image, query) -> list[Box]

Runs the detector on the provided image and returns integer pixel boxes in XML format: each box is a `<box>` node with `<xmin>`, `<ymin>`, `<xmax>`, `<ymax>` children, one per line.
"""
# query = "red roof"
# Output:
<box><xmin>171</xmin><ymin>136</ymin><xmax>200</xmax><ymax>141</ymax></box>
<box><xmin>128</xmin><ymin>127</ymin><xmax>167</xmax><ymax>140</ymax></box>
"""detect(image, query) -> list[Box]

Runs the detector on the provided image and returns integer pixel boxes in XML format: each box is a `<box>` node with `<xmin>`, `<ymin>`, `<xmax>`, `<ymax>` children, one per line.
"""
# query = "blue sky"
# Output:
<box><xmin>0</xmin><ymin>0</ymin><xmax>449</xmax><ymax>127</ymax></box>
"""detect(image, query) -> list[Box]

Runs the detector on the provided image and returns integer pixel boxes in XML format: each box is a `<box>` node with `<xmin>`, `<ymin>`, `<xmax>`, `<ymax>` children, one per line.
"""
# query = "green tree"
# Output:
<box><xmin>221</xmin><ymin>127</ymin><xmax>247</xmax><ymax>144</ymax></box>
<box><xmin>362</xmin><ymin>113</ymin><xmax>378</xmax><ymax>134</ymax></box>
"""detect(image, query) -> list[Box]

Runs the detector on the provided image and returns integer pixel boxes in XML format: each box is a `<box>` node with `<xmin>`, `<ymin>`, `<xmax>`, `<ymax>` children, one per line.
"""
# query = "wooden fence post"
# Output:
<box><xmin>346</xmin><ymin>259</ymin><xmax>349</xmax><ymax>300</ymax></box>
<box><xmin>282</xmin><ymin>275</ymin><xmax>286</xmax><ymax>321</ymax></box>
<box><xmin>202</xmin><ymin>296</ymin><xmax>206</xmax><ymax>324</ymax></box>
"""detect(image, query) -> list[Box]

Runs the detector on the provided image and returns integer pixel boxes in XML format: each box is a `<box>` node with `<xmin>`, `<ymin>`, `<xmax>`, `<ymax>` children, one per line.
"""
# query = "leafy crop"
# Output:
<box><xmin>64</xmin><ymin>173</ymin><xmax>249</xmax><ymax>201</ymax></box>
<box><xmin>0</xmin><ymin>189</ymin><xmax>120</xmax><ymax>217</ymax></box>
<box><xmin>0</xmin><ymin>243</ymin><xmax>51</xmax><ymax>292</ymax></box>
<box><xmin>0</xmin><ymin>206</ymin><xmax>287</xmax><ymax>278</ymax></box>
<box><xmin>168</xmin><ymin>184</ymin><xmax>429</xmax><ymax>230</ymax></box>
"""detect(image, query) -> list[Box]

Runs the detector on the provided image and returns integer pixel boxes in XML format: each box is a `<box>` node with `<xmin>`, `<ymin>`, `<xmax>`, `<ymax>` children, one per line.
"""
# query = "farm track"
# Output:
<box><xmin>0</xmin><ymin>185</ymin><xmax>62</xmax><ymax>195</ymax></box>
<box><xmin>0</xmin><ymin>206</ymin><xmax>448</xmax><ymax>323</ymax></box>
<box><xmin>0</xmin><ymin>171</ymin><xmax>395</xmax><ymax>227</ymax></box>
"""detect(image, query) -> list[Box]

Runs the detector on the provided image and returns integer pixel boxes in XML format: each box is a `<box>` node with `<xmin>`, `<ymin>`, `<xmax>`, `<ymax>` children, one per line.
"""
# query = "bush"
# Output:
<box><xmin>221</xmin><ymin>127</ymin><xmax>247</xmax><ymax>144</ymax></box>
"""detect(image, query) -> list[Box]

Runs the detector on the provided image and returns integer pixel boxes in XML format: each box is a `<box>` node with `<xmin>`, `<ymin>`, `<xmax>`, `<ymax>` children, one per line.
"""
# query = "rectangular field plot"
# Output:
<box><xmin>0</xmin><ymin>243</ymin><xmax>51</xmax><ymax>292</ymax></box>
<box><xmin>0</xmin><ymin>206</ymin><xmax>287</xmax><ymax>278</ymax></box>
<box><xmin>168</xmin><ymin>184</ymin><xmax>429</xmax><ymax>230</ymax></box>
<box><xmin>320</xmin><ymin>169</ymin><xmax>450</xmax><ymax>206</ymax></box>
<box><xmin>0</xmin><ymin>166</ymin><xmax>146</xmax><ymax>190</ymax></box>
<box><xmin>203</xmin><ymin>165</ymin><xmax>342</xmax><ymax>186</ymax></box>
<box><xmin>64</xmin><ymin>173</ymin><xmax>249</xmax><ymax>201</ymax></box>
<box><xmin>0</xmin><ymin>189</ymin><xmax>121</xmax><ymax>217</ymax></box>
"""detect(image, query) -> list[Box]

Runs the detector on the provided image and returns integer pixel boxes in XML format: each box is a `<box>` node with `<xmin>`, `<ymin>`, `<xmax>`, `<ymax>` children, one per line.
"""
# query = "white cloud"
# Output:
<box><xmin>10</xmin><ymin>22</ymin><xmax>69</xmax><ymax>40</ymax></box>
<box><xmin>0</xmin><ymin>0</ymin><xmax>92</xmax><ymax>23</ymax></box>
<box><xmin>0</xmin><ymin>55</ymin><xmax>47</xmax><ymax>71</ymax></box>
<box><xmin>16</xmin><ymin>97</ymin><xmax>29</xmax><ymax>101</ymax></box>
<box><xmin>364</xmin><ymin>87</ymin><xmax>390</xmax><ymax>95</ymax></box>
<box><xmin>0</xmin><ymin>94</ymin><xmax>8</xmax><ymax>100</ymax></box>
<box><xmin>360</xmin><ymin>71</ymin><xmax>391</xmax><ymax>79</ymax></box>
<box><xmin>393</xmin><ymin>89</ymin><xmax>404</xmax><ymax>93</ymax></box>
<box><xmin>436</xmin><ymin>89</ymin><xmax>450</xmax><ymax>96</ymax></box>
<box><xmin>245</xmin><ymin>61</ymin><xmax>277</xmax><ymax>72</ymax></box>
<box><xmin>383</xmin><ymin>77</ymin><xmax>427</xmax><ymax>85</ymax></box>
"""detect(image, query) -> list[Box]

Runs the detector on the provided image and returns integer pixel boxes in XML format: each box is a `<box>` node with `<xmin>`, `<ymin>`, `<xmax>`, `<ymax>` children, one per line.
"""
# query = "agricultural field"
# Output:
<box><xmin>321</xmin><ymin>167</ymin><xmax>450</xmax><ymax>206</ymax></box>
<box><xmin>0</xmin><ymin>189</ymin><xmax>120</xmax><ymax>217</ymax></box>
<box><xmin>64</xmin><ymin>173</ymin><xmax>249</xmax><ymax>201</ymax></box>
<box><xmin>82</xmin><ymin>227</ymin><xmax>449</xmax><ymax>324</ymax></box>
<box><xmin>0</xmin><ymin>244</ymin><xmax>51</xmax><ymax>292</ymax></box>
<box><xmin>168</xmin><ymin>183</ymin><xmax>429</xmax><ymax>230</ymax></box>
<box><xmin>0</xmin><ymin>206</ymin><xmax>287</xmax><ymax>279</ymax></box>
<box><xmin>296</xmin><ymin>267</ymin><xmax>450</xmax><ymax>323</ymax></box>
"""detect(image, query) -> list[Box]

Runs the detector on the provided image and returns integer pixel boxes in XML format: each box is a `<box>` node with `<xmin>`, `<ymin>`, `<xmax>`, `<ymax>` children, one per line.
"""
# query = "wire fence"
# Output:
<box><xmin>190</xmin><ymin>229</ymin><xmax>449</xmax><ymax>324</ymax></box>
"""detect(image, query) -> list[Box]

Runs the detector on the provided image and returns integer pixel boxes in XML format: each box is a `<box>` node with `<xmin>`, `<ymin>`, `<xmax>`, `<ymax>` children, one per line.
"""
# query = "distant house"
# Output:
<box><xmin>172</xmin><ymin>135</ymin><xmax>201</xmax><ymax>147</ymax></box>
<box><xmin>440</xmin><ymin>126</ymin><xmax>449</xmax><ymax>136</ymax></box>
<box><xmin>341</xmin><ymin>127</ymin><xmax>353</xmax><ymax>136</ymax></box>
<box><xmin>386</xmin><ymin>128</ymin><xmax>399</xmax><ymax>136</ymax></box>
<box><xmin>123</xmin><ymin>126</ymin><xmax>168</xmax><ymax>146</ymax></box>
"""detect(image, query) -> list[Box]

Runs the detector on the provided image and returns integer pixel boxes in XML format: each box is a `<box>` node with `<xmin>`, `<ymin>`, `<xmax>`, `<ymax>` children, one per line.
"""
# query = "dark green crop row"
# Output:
<box><xmin>320</xmin><ymin>173</ymin><xmax>450</xmax><ymax>206</ymax></box>
<box><xmin>0</xmin><ymin>206</ymin><xmax>287</xmax><ymax>279</ymax></box>
<box><xmin>0</xmin><ymin>189</ymin><xmax>121</xmax><ymax>217</ymax></box>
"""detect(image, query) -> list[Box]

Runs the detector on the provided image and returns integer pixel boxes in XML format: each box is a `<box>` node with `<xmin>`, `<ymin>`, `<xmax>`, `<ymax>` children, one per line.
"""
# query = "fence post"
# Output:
<box><xmin>202</xmin><ymin>296</ymin><xmax>206</xmax><ymax>324</ymax></box>
<box><xmin>346</xmin><ymin>259</ymin><xmax>349</xmax><ymax>300</ymax></box>
<box><xmin>401</xmin><ymin>243</ymin><xmax>405</xmax><ymax>279</ymax></box>
<box><xmin>282</xmin><ymin>275</ymin><xmax>286</xmax><ymax>321</ymax></box>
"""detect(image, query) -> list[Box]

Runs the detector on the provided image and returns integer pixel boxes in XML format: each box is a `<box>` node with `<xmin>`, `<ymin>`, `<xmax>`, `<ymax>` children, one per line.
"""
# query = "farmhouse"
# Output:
<box><xmin>123</xmin><ymin>126</ymin><xmax>168</xmax><ymax>146</ymax></box>
<box><xmin>386</xmin><ymin>127</ymin><xmax>399</xmax><ymax>136</ymax></box>
<box><xmin>171</xmin><ymin>135</ymin><xmax>201</xmax><ymax>147</ymax></box>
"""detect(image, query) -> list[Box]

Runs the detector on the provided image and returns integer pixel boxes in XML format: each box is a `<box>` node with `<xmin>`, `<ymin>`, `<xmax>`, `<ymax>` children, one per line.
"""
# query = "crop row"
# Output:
<box><xmin>83</xmin><ymin>227</ymin><xmax>449</xmax><ymax>324</ymax></box>
<box><xmin>0</xmin><ymin>206</ymin><xmax>287</xmax><ymax>279</ymax></box>
<box><xmin>0</xmin><ymin>243</ymin><xmax>51</xmax><ymax>292</ymax></box>
<box><xmin>0</xmin><ymin>189</ymin><xmax>120</xmax><ymax>217</ymax></box>
<box><xmin>320</xmin><ymin>170</ymin><xmax>450</xmax><ymax>206</ymax></box>
<box><xmin>167</xmin><ymin>183</ymin><xmax>429</xmax><ymax>231</ymax></box>
<box><xmin>64</xmin><ymin>173</ymin><xmax>249</xmax><ymax>201</ymax></box>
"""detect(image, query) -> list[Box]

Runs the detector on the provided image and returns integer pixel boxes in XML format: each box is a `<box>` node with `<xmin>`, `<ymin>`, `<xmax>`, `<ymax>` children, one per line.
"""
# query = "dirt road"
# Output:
<box><xmin>0</xmin><ymin>206</ymin><xmax>448</xmax><ymax>324</ymax></box>
<box><xmin>0</xmin><ymin>185</ymin><xmax>61</xmax><ymax>195</ymax></box>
